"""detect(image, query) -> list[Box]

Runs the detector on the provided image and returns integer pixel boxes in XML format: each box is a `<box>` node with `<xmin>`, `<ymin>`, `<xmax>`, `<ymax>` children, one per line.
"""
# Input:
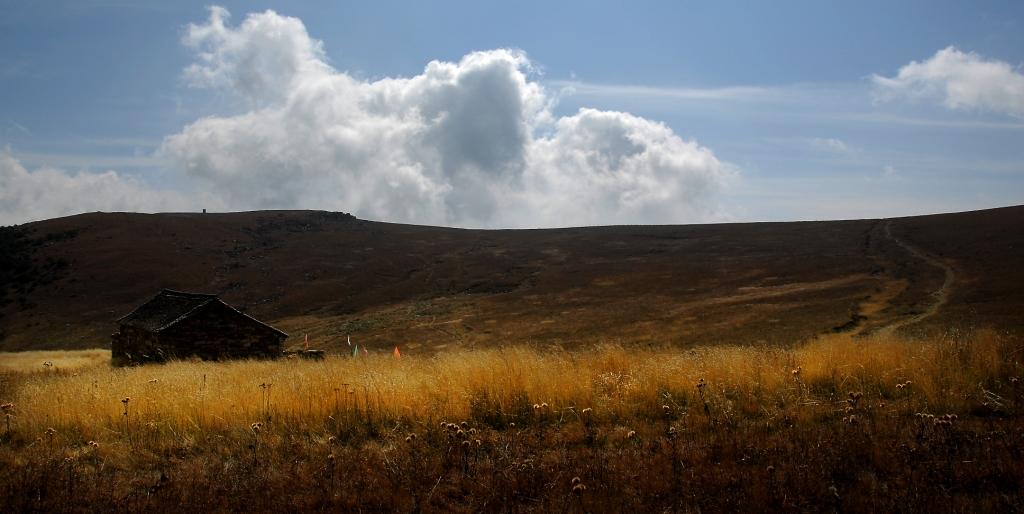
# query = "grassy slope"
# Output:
<box><xmin>1</xmin><ymin>206</ymin><xmax>1022</xmax><ymax>352</ymax></box>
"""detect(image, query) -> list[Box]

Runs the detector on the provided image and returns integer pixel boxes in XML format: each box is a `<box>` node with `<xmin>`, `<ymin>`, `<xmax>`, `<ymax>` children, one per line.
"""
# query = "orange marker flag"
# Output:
<box><xmin>393</xmin><ymin>346</ymin><xmax>401</xmax><ymax>359</ymax></box>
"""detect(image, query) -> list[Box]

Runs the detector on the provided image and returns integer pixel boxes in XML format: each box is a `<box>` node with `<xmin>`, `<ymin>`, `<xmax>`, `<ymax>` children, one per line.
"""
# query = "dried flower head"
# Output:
<box><xmin>250</xmin><ymin>422</ymin><xmax>263</xmax><ymax>433</ymax></box>
<box><xmin>148</xmin><ymin>378</ymin><xmax>159</xmax><ymax>384</ymax></box>
<box><xmin>121</xmin><ymin>397</ymin><xmax>131</xmax><ymax>405</ymax></box>
<box><xmin>508</xmin><ymin>422</ymin><xmax>516</xmax><ymax>429</ymax></box>
<box><xmin>45</xmin><ymin>427</ymin><xmax>57</xmax><ymax>436</ymax></box>
<box><xmin>791</xmin><ymin>367</ymin><xmax>802</xmax><ymax>376</ymax></box>
<box><xmin>461</xmin><ymin>440</ymin><xmax>471</xmax><ymax>448</ymax></box>
<box><xmin>696</xmin><ymin>378</ymin><xmax>706</xmax><ymax>389</ymax></box>
<box><xmin>572</xmin><ymin>483</ymin><xmax>587</xmax><ymax>495</ymax></box>
<box><xmin>0</xmin><ymin>403</ymin><xmax>13</xmax><ymax>412</ymax></box>
<box><xmin>571</xmin><ymin>476</ymin><xmax>582</xmax><ymax>486</ymax></box>
<box><xmin>88</xmin><ymin>440</ymin><xmax>99</xmax><ymax>448</ymax></box>
<box><xmin>581</xmin><ymin>407</ymin><xmax>593</xmax><ymax>416</ymax></box>
<box><xmin>43</xmin><ymin>361</ymin><xmax>53</xmax><ymax>368</ymax></box>
<box><xmin>626</xmin><ymin>430</ymin><xmax>637</xmax><ymax>439</ymax></box>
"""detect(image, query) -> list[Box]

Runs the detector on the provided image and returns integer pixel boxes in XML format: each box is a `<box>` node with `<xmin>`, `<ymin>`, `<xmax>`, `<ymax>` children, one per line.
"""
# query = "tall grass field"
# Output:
<box><xmin>1</xmin><ymin>330</ymin><xmax>1022</xmax><ymax>512</ymax></box>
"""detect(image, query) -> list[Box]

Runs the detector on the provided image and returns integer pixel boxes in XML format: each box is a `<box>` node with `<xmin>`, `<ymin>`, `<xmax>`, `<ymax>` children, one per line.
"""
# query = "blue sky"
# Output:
<box><xmin>2</xmin><ymin>1</ymin><xmax>1023</xmax><ymax>226</ymax></box>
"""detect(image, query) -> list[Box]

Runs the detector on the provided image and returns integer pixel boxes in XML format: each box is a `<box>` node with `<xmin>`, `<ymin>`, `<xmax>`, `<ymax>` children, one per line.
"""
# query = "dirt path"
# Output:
<box><xmin>872</xmin><ymin>221</ymin><xmax>956</xmax><ymax>334</ymax></box>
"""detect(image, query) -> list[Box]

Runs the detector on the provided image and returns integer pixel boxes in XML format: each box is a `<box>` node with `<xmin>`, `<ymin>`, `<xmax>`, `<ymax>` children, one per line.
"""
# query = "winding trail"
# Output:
<box><xmin>874</xmin><ymin>221</ymin><xmax>956</xmax><ymax>334</ymax></box>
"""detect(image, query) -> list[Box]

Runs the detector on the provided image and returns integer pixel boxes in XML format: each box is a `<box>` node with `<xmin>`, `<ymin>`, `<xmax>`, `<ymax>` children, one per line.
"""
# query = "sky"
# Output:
<box><xmin>1</xmin><ymin>0</ymin><xmax>1023</xmax><ymax>227</ymax></box>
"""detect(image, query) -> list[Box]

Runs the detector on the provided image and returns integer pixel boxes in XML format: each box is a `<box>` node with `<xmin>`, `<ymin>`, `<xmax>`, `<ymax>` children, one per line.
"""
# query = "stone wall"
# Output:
<box><xmin>157</xmin><ymin>302</ymin><xmax>284</xmax><ymax>360</ymax></box>
<box><xmin>111</xmin><ymin>325</ymin><xmax>163</xmax><ymax>365</ymax></box>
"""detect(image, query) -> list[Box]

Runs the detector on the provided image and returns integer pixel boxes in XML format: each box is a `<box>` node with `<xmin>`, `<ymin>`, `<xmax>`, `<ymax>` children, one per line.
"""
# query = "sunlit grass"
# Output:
<box><xmin>0</xmin><ymin>349</ymin><xmax>109</xmax><ymax>373</ymax></box>
<box><xmin>1</xmin><ymin>329</ymin><xmax>1021</xmax><ymax>512</ymax></box>
<box><xmin>3</xmin><ymin>329</ymin><xmax>1018</xmax><ymax>437</ymax></box>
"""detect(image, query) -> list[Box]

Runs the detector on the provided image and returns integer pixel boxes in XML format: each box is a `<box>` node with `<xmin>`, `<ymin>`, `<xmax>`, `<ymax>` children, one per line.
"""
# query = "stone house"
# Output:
<box><xmin>111</xmin><ymin>289</ymin><xmax>288</xmax><ymax>365</ymax></box>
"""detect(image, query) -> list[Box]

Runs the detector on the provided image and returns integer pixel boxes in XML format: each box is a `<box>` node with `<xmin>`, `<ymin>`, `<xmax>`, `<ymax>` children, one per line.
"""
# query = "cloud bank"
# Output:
<box><xmin>873</xmin><ymin>46</ymin><xmax>1024</xmax><ymax>118</ymax></box>
<box><xmin>0</xmin><ymin>152</ymin><xmax>202</xmax><ymax>225</ymax></box>
<box><xmin>161</xmin><ymin>7</ymin><xmax>733</xmax><ymax>228</ymax></box>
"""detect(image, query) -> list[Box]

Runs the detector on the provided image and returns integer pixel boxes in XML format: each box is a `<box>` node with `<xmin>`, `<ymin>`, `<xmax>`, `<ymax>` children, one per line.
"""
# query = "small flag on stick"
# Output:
<box><xmin>393</xmin><ymin>346</ymin><xmax>401</xmax><ymax>359</ymax></box>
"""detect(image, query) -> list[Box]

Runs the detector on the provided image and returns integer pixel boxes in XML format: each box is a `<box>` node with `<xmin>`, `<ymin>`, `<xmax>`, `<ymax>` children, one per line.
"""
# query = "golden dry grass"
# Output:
<box><xmin>1</xmin><ymin>329</ymin><xmax>1022</xmax><ymax>513</ymax></box>
<box><xmin>2</xmin><ymin>330</ymin><xmax>1017</xmax><ymax>438</ymax></box>
<box><xmin>0</xmin><ymin>349</ymin><xmax>109</xmax><ymax>373</ymax></box>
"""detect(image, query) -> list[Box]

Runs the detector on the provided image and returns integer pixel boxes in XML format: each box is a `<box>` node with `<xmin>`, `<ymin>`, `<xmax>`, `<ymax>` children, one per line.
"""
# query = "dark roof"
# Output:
<box><xmin>118</xmin><ymin>289</ymin><xmax>287</xmax><ymax>337</ymax></box>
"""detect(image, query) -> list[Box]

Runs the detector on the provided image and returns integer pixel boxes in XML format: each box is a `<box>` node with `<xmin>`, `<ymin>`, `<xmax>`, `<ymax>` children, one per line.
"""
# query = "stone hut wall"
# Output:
<box><xmin>157</xmin><ymin>302</ymin><xmax>284</xmax><ymax>360</ymax></box>
<box><xmin>111</xmin><ymin>325</ymin><xmax>163</xmax><ymax>365</ymax></box>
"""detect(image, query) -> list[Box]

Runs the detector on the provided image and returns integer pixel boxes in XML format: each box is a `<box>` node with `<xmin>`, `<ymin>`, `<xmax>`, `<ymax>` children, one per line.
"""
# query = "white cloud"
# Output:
<box><xmin>161</xmin><ymin>7</ymin><xmax>733</xmax><ymax>228</ymax></box>
<box><xmin>872</xmin><ymin>46</ymin><xmax>1024</xmax><ymax>118</ymax></box>
<box><xmin>0</xmin><ymin>151</ymin><xmax>206</xmax><ymax>225</ymax></box>
<box><xmin>809</xmin><ymin>137</ymin><xmax>850</xmax><ymax>153</ymax></box>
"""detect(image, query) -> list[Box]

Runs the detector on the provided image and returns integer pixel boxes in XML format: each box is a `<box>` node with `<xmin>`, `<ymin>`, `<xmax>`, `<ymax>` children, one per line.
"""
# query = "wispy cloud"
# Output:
<box><xmin>550</xmin><ymin>80</ymin><xmax>777</xmax><ymax>102</ymax></box>
<box><xmin>809</xmin><ymin>137</ymin><xmax>851</xmax><ymax>153</ymax></box>
<box><xmin>6</xmin><ymin>120</ymin><xmax>31</xmax><ymax>135</ymax></box>
<box><xmin>14</xmin><ymin>151</ymin><xmax>167</xmax><ymax>170</ymax></box>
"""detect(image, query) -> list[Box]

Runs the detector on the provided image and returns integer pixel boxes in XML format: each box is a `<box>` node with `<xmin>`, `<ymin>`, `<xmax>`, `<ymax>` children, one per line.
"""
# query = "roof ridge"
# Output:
<box><xmin>153</xmin><ymin>297</ymin><xmax>216</xmax><ymax>331</ymax></box>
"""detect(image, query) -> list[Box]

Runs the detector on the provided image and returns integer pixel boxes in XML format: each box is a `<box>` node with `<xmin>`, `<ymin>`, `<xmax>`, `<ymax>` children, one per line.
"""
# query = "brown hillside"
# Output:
<box><xmin>1</xmin><ymin>206</ymin><xmax>1022</xmax><ymax>353</ymax></box>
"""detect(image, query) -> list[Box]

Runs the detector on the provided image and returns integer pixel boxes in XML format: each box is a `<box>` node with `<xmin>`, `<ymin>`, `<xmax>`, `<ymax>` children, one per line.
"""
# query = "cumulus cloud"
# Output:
<box><xmin>0</xmin><ymin>152</ymin><xmax>205</xmax><ymax>225</ymax></box>
<box><xmin>162</xmin><ymin>7</ymin><xmax>733</xmax><ymax>227</ymax></box>
<box><xmin>873</xmin><ymin>46</ymin><xmax>1024</xmax><ymax>118</ymax></box>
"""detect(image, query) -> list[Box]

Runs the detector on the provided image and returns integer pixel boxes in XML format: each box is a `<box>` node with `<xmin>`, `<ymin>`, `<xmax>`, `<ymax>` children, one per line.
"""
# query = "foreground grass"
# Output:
<box><xmin>1</xmin><ymin>330</ymin><xmax>1022</xmax><ymax>512</ymax></box>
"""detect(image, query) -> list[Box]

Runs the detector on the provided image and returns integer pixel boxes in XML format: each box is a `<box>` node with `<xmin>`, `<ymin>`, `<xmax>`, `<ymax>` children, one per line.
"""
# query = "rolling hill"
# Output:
<box><xmin>1</xmin><ymin>206</ymin><xmax>1022</xmax><ymax>353</ymax></box>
